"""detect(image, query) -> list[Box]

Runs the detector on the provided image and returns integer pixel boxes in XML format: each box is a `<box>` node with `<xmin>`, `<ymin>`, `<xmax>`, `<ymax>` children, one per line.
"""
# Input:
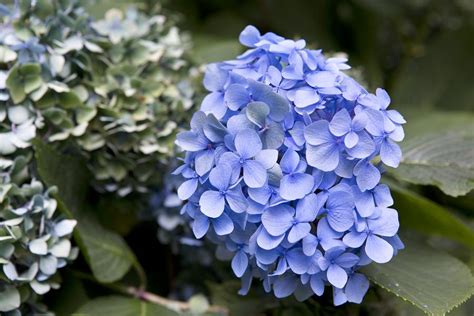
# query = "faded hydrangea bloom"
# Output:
<box><xmin>175</xmin><ymin>26</ymin><xmax>405</xmax><ymax>305</ymax></box>
<box><xmin>0</xmin><ymin>156</ymin><xmax>77</xmax><ymax>314</ymax></box>
<box><xmin>0</xmin><ymin>1</ymin><xmax>195</xmax><ymax>196</ymax></box>
<box><xmin>0</xmin><ymin>0</ymin><xmax>194</xmax><ymax>312</ymax></box>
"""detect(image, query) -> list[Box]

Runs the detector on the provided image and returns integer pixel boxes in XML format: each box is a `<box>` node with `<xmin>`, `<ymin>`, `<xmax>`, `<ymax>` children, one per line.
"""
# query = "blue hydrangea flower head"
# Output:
<box><xmin>175</xmin><ymin>25</ymin><xmax>405</xmax><ymax>305</ymax></box>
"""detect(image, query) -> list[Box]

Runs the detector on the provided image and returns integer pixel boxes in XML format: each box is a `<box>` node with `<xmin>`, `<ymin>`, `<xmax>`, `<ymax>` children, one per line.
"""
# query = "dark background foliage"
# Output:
<box><xmin>166</xmin><ymin>0</ymin><xmax>474</xmax><ymax>112</ymax></box>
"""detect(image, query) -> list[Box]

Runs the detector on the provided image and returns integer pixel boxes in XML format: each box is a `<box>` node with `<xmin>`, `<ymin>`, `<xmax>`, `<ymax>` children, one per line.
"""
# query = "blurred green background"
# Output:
<box><xmin>88</xmin><ymin>0</ymin><xmax>474</xmax><ymax>118</ymax></box>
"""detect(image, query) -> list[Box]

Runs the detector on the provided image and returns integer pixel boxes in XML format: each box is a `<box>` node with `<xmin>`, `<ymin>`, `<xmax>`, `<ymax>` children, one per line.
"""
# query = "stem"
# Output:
<box><xmin>128</xmin><ymin>287</ymin><xmax>229</xmax><ymax>315</ymax></box>
<box><xmin>70</xmin><ymin>270</ymin><xmax>229</xmax><ymax>315</ymax></box>
<box><xmin>132</xmin><ymin>261</ymin><xmax>148</xmax><ymax>290</ymax></box>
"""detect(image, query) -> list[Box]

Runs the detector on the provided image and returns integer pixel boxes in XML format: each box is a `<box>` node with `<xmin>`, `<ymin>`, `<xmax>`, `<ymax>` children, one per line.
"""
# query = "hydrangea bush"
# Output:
<box><xmin>0</xmin><ymin>0</ymin><xmax>194</xmax><ymax>196</ymax></box>
<box><xmin>0</xmin><ymin>154</ymin><xmax>77</xmax><ymax>314</ymax></box>
<box><xmin>0</xmin><ymin>0</ymin><xmax>195</xmax><ymax>313</ymax></box>
<box><xmin>0</xmin><ymin>178</ymin><xmax>78</xmax><ymax>314</ymax></box>
<box><xmin>175</xmin><ymin>25</ymin><xmax>406</xmax><ymax>305</ymax></box>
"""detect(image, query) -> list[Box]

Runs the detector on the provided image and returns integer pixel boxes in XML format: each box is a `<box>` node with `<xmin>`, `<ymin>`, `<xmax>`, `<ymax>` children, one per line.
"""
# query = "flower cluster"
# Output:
<box><xmin>175</xmin><ymin>26</ymin><xmax>405</xmax><ymax>304</ymax></box>
<box><xmin>0</xmin><ymin>1</ymin><xmax>195</xmax><ymax>196</ymax></box>
<box><xmin>0</xmin><ymin>156</ymin><xmax>77</xmax><ymax>314</ymax></box>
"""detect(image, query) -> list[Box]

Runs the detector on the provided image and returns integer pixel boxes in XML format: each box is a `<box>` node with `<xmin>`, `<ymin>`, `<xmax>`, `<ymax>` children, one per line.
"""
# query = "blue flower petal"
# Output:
<box><xmin>380</xmin><ymin>138</ymin><xmax>401</xmax><ymax>168</ymax></box>
<box><xmin>195</xmin><ymin>149</ymin><xmax>215</xmax><ymax>176</ymax></box>
<box><xmin>288</xmin><ymin>222</ymin><xmax>311</xmax><ymax>243</ymax></box>
<box><xmin>367</xmin><ymin>208</ymin><xmax>399</xmax><ymax>237</ymax></box>
<box><xmin>209</xmin><ymin>164</ymin><xmax>232</xmax><ymax>190</ymax></box>
<box><xmin>177</xmin><ymin>178</ymin><xmax>198</xmax><ymax>200</ymax></box>
<box><xmin>192</xmin><ymin>215</ymin><xmax>210</xmax><ymax>239</ymax></box>
<box><xmin>232</xmin><ymin>250</ymin><xmax>249</xmax><ymax>277</ymax></box>
<box><xmin>273</xmin><ymin>274</ymin><xmax>298</xmax><ymax>298</ymax></box>
<box><xmin>257</xmin><ymin>227</ymin><xmax>285</xmax><ymax>250</ymax></box>
<box><xmin>306</xmin><ymin>143</ymin><xmax>340</xmax><ymax>172</ymax></box>
<box><xmin>295</xmin><ymin>193</ymin><xmax>321</xmax><ymax>222</ymax></box>
<box><xmin>329</xmin><ymin>109</ymin><xmax>351</xmax><ymax>136</ymax></box>
<box><xmin>333</xmin><ymin>287</ymin><xmax>348</xmax><ymax>306</ymax></box>
<box><xmin>201</xmin><ymin>92</ymin><xmax>227</xmax><ymax>119</ymax></box>
<box><xmin>365</xmin><ymin>234</ymin><xmax>394</xmax><ymax>263</ymax></box>
<box><xmin>304</xmin><ymin>120</ymin><xmax>333</xmax><ymax>146</ymax></box>
<box><xmin>235</xmin><ymin>129</ymin><xmax>262</xmax><ymax>159</ymax></box>
<box><xmin>327</xmin><ymin>264</ymin><xmax>347</xmax><ymax>288</ymax></box>
<box><xmin>248</xmin><ymin>185</ymin><xmax>272</xmax><ymax>205</ymax></box>
<box><xmin>261</xmin><ymin>205</ymin><xmax>294</xmax><ymax>236</ymax></box>
<box><xmin>335</xmin><ymin>253</ymin><xmax>359</xmax><ymax>268</ymax></box>
<box><xmin>345</xmin><ymin>273</ymin><xmax>369</xmax><ymax>304</ymax></box>
<box><xmin>246</xmin><ymin>101</ymin><xmax>270</xmax><ymax>127</ymax></box>
<box><xmin>354</xmin><ymin>161</ymin><xmax>380</xmax><ymax>191</ymax></box>
<box><xmin>279</xmin><ymin>173</ymin><xmax>314</xmax><ymax>201</ymax></box>
<box><xmin>280</xmin><ymin>149</ymin><xmax>300</xmax><ymax>174</ymax></box>
<box><xmin>199</xmin><ymin>190</ymin><xmax>225</xmax><ymax>218</ymax></box>
<box><xmin>203</xmin><ymin>64</ymin><xmax>228</xmax><ymax>91</ymax></box>
<box><xmin>225</xmin><ymin>84</ymin><xmax>250</xmax><ymax>111</ymax></box>
<box><xmin>255</xmin><ymin>149</ymin><xmax>278</xmax><ymax>169</ymax></box>
<box><xmin>248</xmin><ymin>80</ymin><xmax>289</xmax><ymax>122</ymax></box>
<box><xmin>310</xmin><ymin>274</ymin><xmax>325</xmax><ymax>296</ymax></box>
<box><xmin>239</xmin><ymin>25</ymin><xmax>261</xmax><ymax>47</ymax></box>
<box><xmin>212</xmin><ymin>212</ymin><xmax>234</xmax><ymax>236</ymax></box>
<box><xmin>345</xmin><ymin>131</ymin><xmax>374</xmax><ymax>158</ymax></box>
<box><xmin>306</xmin><ymin>71</ymin><xmax>337</xmax><ymax>88</ymax></box>
<box><xmin>342</xmin><ymin>231</ymin><xmax>367</xmax><ymax>248</ymax></box>
<box><xmin>243</xmin><ymin>160</ymin><xmax>267</xmax><ymax>188</ymax></box>
<box><xmin>344</xmin><ymin>131</ymin><xmax>359</xmax><ymax>149</ymax></box>
<box><xmin>293</xmin><ymin>87</ymin><xmax>320</xmax><ymax>108</ymax></box>
<box><xmin>176</xmin><ymin>131</ymin><xmax>208</xmax><ymax>151</ymax></box>
<box><xmin>286</xmin><ymin>248</ymin><xmax>310</xmax><ymax>274</ymax></box>
<box><xmin>226</xmin><ymin>186</ymin><xmax>249</xmax><ymax>213</ymax></box>
<box><xmin>302</xmin><ymin>234</ymin><xmax>318</xmax><ymax>256</ymax></box>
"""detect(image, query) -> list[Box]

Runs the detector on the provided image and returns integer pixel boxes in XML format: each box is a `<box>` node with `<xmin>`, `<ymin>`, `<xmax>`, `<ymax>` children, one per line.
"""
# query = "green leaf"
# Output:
<box><xmin>33</xmin><ymin>140</ymin><xmax>139</xmax><ymax>283</ymax></box>
<box><xmin>362</xmin><ymin>241</ymin><xmax>474</xmax><ymax>315</ymax></box>
<box><xmin>6</xmin><ymin>63</ymin><xmax>43</xmax><ymax>103</ymax></box>
<box><xmin>77</xmin><ymin>215</ymin><xmax>136</xmax><ymax>283</ymax></box>
<box><xmin>33</xmin><ymin>139</ymin><xmax>89</xmax><ymax>212</ymax></box>
<box><xmin>74</xmin><ymin>296</ymin><xmax>179</xmax><ymax>316</ymax></box>
<box><xmin>59</xmin><ymin>91</ymin><xmax>83</xmax><ymax>108</ymax></box>
<box><xmin>387</xmin><ymin>180</ymin><xmax>474</xmax><ymax>249</ymax></box>
<box><xmin>6</xmin><ymin>65</ymin><xmax>26</xmax><ymax>103</ymax></box>
<box><xmin>391</xmin><ymin>112</ymin><xmax>474</xmax><ymax>197</ymax></box>
<box><xmin>0</xmin><ymin>286</ymin><xmax>21</xmax><ymax>312</ymax></box>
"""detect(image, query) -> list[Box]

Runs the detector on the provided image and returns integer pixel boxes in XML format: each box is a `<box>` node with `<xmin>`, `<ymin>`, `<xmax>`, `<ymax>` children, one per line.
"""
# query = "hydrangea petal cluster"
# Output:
<box><xmin>175</xmin><ymin>26</ymin><xmax>405</xmax><ymax>304</ymax></box>
<box><xmin>1</xmin><ymin>157</ymin><xmax>77</xmax><ymax>314</ymax></box>
<box><xmin>0</xmin><ymin>1</ymin><xmax>195</xmax><ymax>196</ymax></box>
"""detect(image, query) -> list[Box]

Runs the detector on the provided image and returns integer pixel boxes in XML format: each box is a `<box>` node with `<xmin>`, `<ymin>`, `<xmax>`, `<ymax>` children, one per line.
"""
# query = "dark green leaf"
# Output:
<box><xmin>362</xmin><ymin>241</ymin><xmax>474</xmax><ymax>315</ymax></box>
<box><xmin>33</xmin><ymin>140</ymin><xmax>139</xmax><ymax>283</ymax></box>
<box><xmin>75</xmin><ymin>296</ymin><xmax>179</xmax><ymax>316</ymax></box>
<box><xmin>6</xmin><ymin>63</ymin><xmax>43</xmax><ymax>103</ymax></box>
<box><xmin>77</xmin><ymin>216</ymin><xmax>136</xmax><ymax>283</ymax></box>
<box><xmin>391</xmin><ymin>112</ymin><xmax>474</xmax><ymax>197</ymax></box>
<box><xmin>388</xmin><ymin>181</ymin><xmax>474</xmax><ymax>249</ymax></box>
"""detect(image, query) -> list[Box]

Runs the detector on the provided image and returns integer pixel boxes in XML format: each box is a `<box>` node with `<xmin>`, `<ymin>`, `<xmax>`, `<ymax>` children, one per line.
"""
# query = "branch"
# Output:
<box><xmin>128</xmin><ymin>287</ymin><xmax>229</xmax><ymax>315</ymax></box>
<box><xmin>71</xmin><ymin>270</ymin><xmax>229</xmax><ymax>315</ymax></box>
